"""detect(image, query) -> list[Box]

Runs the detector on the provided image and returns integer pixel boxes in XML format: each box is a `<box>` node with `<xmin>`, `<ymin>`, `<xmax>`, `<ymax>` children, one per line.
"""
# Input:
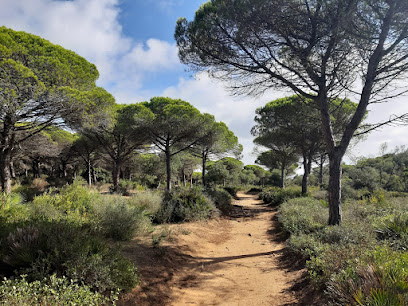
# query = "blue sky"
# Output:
<box><xmin>1</xmin><ymin>0</ymin><xmax>407</xmax><ymax>165</ymax></box>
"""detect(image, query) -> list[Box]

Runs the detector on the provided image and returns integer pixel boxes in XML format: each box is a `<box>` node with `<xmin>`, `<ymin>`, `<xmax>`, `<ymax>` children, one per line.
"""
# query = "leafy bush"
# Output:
<box><xmin>154</xmin><ymin>188</ymin><xmax>219</xmax><ymax>223</ymax></box>
<box><xmin>110</xmin><ymin>180</ymin><xmax>145</xmax><ymax>195</ymax></box>
<box><xmin>327</xmin><ymin>247</ymin><xmax>408</xmax><ymax>305</ymax></box>
<box><xmin>259</xmin><ymin>186</ymin><xmax>305</xmax><ymax>206</ymax></box>
<box><xmin>279</xmin><ymin>198</ymin><xmax>327</xmax><ymax>235</ymax></box>
<box><xmin>32</xmin><ymin>179</ymin><xmax>98</xmax><ymax>220</ymax></box>
<box><xmin>280</xmin><ymin>190</ymin><xmax>408</xmax><ymax>304</ymax></box>
<box><xmin>0</xmin><ymin>221</ymin><xmax>139</xmax><ymax>294</ymax></box>
<box><xmin>0</xmin><ymin>193</ymin><xmax>28</xmax><ymax>222</ymax></box>
<box><xmin>205</xmin><ymin>187</ymin><xmax>232</xmax><ymax>213</ymax></box>
<box><xmin>129</xmin><ymin>190</ymin><xmax>163</xmax><ymax>215</ymax></box>
<box><xmin>13</xmin><ymin>178</ymin><xmax>50</xmax><ymax>202</ymax></box>
<box><xmin>92</xmin><ymin>195</ymin><xmax>150</xmax><ymax>241</ymax></box>
<box><xmin>0</xmin><ymin>275</ymin><xmax>116</xmax><ymax>305</ymax></box>
<box><xmin>223</xmin><ymin>186</ymin><xmax>240</xmax><ymax>198</ymax></box>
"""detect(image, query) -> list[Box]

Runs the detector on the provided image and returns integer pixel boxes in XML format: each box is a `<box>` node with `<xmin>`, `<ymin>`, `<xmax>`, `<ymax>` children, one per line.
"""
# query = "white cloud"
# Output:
<box><xmin>123</xmin><ymin>39</ymin><xmax>180</xmax><ymax>72</ymax></box>
<box><xmin>0</xmin><ymin>0</ymin><xmax>180</xmax><ymax>101</ymax></box>
<box><xmin>162</xmin><ymin>72</ymin><xmax>290</xmax><ymax>165</ymax></box>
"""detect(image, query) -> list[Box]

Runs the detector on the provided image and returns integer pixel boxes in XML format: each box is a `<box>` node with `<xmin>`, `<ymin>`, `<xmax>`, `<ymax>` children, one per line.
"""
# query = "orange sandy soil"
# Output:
<box><xmin>118</xmin><ymin>192</ymin><xmax>323</xmax><ymax>306</ymax></box>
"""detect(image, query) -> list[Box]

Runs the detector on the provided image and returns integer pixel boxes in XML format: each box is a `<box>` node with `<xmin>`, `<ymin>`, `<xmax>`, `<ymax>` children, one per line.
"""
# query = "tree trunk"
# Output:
<box><xmin>1</xmin><ymin>148</ymin><xmax>12</xmax><ymax>193</ymax></box>
<box><xmin>1</xmin><ymin>117</ymin><xmax>13</xmax><ymax>193</ymax></box>
<box><xmin>92</xmin><ymin>168</ymin><xmax>97</xmax><ymax>185</ymax></box>
<box><xmin>112</xmin><ymin>161</ymin><xmax>121</xmax><ymax>193</ymax></box>
<box><xmin>87</xmin><ymin>160</ymin><xmax>92</xmax><ymax>186</ymax></box>
<box><xmin>165</xmin><ymin>145</ymin><xmax>172</xmax><ymax>192</ymax></box>
<box><xmin>328</xmin><ymin>153</ymin><xmax>342</xmax><ymax>225</ymax></box>
<box><xmin>61</xmin><ymin>160</ymin><xmax>67</xmax><ymax>178</ymax></box>
<box><xmin>10</xmin><ymin>161</ymin><xmax>15</xmax><ymax>179</ymax></box>
<box><xmin>301</xmin><ymin>154</ymin><xmax>308</xmax><ymax>195</ymax></box>
<box><xmin>280</xmin><ymin>164</ymin><xmax>285</xmax><ymax>188</ymax></box>
<box><xmin>32</xmin><ymin>159</ymin><xmax>40</xmax><ymax>178</ymax></box>
<box><xmin>202</xmin><ymin>151</ymin><xmax>207</xmax><ymax>187</ymax></box>
<box><xmin>319</xmin><ymin>154</ymin><xmax>324</xmax><ymax>189</ymax></box>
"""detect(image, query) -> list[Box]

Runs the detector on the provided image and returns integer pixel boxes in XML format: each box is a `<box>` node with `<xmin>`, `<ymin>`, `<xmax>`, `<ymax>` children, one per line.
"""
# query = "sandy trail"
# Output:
<box><xmin>119</xmin><ymin>192</ymin><xmax>304</xmax><ymax>306</ymax></box>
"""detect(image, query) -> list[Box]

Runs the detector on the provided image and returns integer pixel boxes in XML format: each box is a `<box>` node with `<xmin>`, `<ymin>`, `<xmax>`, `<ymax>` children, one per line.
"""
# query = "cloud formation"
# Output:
<box><xmin>0</xmin><ymin>0</ymin><xmax>180</xmax><ymax>99</ymax></box>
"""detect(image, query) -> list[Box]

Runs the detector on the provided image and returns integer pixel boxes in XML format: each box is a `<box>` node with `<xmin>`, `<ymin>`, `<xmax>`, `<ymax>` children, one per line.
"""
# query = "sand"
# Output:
<box><xmin>118</xmin><ymin>192</ymin><xmax>306</xmax><ymax>306</ymax></box>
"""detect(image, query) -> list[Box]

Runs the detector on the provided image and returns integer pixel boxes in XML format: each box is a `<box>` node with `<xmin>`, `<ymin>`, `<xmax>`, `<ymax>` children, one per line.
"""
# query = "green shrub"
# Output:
<box><xmin>327</xmin><ymin>247</ymin><xmax>408</xmax><ymax>305</ymax></box>
<box><xmin>0</xmin><ymin>193</ymin><xmax>29</xmax><ymax>222</ymax></box>
<box><xmin>154</xmin><ymin>188</ymin><xmax>219</xmax><ymax>223</ymax></box>
<box><xmin>259</xmin><ymin>186</ymin><xmax>305</xmax><ymax>206</ymax></box>
<box><xmin>93</xmin><ymin>195</ymin><xmax>150</xmax><ymax>241</ymax></box>
<box><xmin>0</xmin><ymin>221</ymin><xmax>139</xmax><ymax>294</ymax></box>
<box><xmin>128</xmin><ymin>190</ymin><xmax>163</xmax><ymax>215</ymax></box>
<box><xmin>110</xmin><ymin>180</ymin><xmax>145</xmax><ymax>195</ymax></box>
<box><xmin>32</xmin><ymin>179</ymin><xmax>98</xmax><ymax>220</ymax></box>
<box><xmin>0</xmin><ymin>275</ymin><xmax>116</xmax><ymax>305</ymax></box>
<box><xmin>279</xmin><ymin>197</ymin><xmax>327</xmax><ymax>235</ymax></box>
<box><xmin>223</xmin><ymin>186</ymin><xmax>240</xmax><ymax>198</ymax></box>
<box><xmin>13</xmin><ymin>178</ymin><xmax>50</xmax><ymax>202</ymax></box>
<box><xmin>205</xmin><ymin>187</ymin><xmax>232</xmax><ymax>212</ymax></box>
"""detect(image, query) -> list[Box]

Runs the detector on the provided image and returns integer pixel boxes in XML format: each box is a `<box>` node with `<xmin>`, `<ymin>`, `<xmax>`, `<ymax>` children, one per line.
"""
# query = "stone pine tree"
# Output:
<box><xmin>0</xmin><ymin>27</ymin><xmax>114</xmax><ymax>193</ymax></box>
<box><xmin>142</xmin><ymin>97</ymin><xmax>211</xmax><ymax>191</ymax></box>
<box><xmin>255</xmin><ymin>149</ymin><xmax>299</xmax><ymax>189</ymax></box>
<box><xmin>86</xmin><ymin>103</ymin><xmax>151</xmax><ymax>193</ymax></box>
<box><xmin>191</xmin><ymin>114</ymin><xmax>242</xmax><ymax>187</ymax></box>
<box><xmin>252</xmin><ymin>96</ymin><xmax>358</xmax><ymax>194</ymax></box>
<box><xmin>175</xmin><ymin>0</ymin><xmax>408</xmax><ymax>224</ymax></box>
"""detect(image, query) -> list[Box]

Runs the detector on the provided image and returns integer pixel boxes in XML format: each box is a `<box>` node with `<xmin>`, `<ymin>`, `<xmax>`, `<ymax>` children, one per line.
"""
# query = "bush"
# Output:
<box><xmin>205</xmin><ymin>187</ymin><xmax>232</xmax><ymax>213</ymax></box>
<box><xmin>128</xmin><ymin>190</ymin><xmax>163</xmax><ymax>215</ymax></box>
<box><xmin>279</xmin><ymin>189</ymin><xmax>408</xmax><ymax>304</ymax></box>
<box><xmin>92</xmin><ymin>195</ymin><xmax>150</xmax><ymax>241</ymax></box>
<box><xmin>223</xmin><ymin>186</ymin><xmax>240</xmax><ymax>198</ymax></box>
<box><xmin>279</xmin><ymin>197</ymin><xmax>327</xmax><ymax>235</ymax></box>
<box><xmin>110</xmin><ymin>180</ymin><xmax>145</xmax><ymax>196</ymax></box>
<box><xmin>0</xmin><ymin>220</ymin><xmax>140</xmax><ymax>294</ymax></box>
<box><xmin>0</xmin><ymin>275</ymin><xmax>116</xmax><ymax>305</ymax></box>
<box><xmin>32</xmin><ymin>179</ymin><xmax>98</xmax><ymax>220</ymax></box>
<box><xmin>0</xmin><ymin>193</ymin><xmax>29</xmax><ymax>222</ymax></box>
<box><xmin>13</xmin><ymin>178</ymin><xmax>50</xmax><ymax>202</ymax></box>
<box><xmin>327</xmin><ymin>247</ymin><xmax>408</xmax><ymax>305</ymax></box>
<box><xmin>154</xmin><ymin>188</ymin><xmax>219</xmax><ymax>223</ymax></box>
<box><xmin>259</xmin><ymin>186</ymin><xmax>305</xmax><ymax>206</ymax></box>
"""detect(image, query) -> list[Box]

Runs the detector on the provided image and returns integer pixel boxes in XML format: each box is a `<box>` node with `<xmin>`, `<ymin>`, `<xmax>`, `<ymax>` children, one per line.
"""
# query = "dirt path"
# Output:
<box><xmin>119</xmin><ymin>192</ymin><xmax>305</xmax><ymax>306</ymax></box>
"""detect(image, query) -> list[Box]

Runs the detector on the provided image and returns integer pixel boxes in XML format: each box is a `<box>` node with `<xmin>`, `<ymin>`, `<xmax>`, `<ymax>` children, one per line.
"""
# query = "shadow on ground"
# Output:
<box><xmin>118</xmin><ymin>193</ymin><xmax>324</xmax><ymax>305</ymax></box>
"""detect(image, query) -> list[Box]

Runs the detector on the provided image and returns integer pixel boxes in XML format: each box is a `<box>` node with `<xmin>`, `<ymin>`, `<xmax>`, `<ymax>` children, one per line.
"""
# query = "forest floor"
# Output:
<box><xmin>118</xmin><ymin>192</ymin><xmax>321</xmax><ymax>305</ymax></box>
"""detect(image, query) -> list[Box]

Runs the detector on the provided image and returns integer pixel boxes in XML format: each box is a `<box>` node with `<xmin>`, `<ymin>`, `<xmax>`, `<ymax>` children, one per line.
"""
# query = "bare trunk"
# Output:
<box><xmin>165</xmin><ymin>144</ymin><xmax>171</xmax><ymax>192</ymax></box>
<box><xmin>32</xmin><ymin>159</ymin><xmax>40</xmax><ymax>178</ymax></box>
<box><xmin>280</xmin><ymin>164</ymin><xmax>285</xmax><ymax>188</ymax></box>
<box><xmin>87</xmin><ymin>160</ymin><xmax>92</xmax><ymax>186</ymax></box>
<box><xmin>319</xmin><ymin>154</ymin><xmax>324</xmax><ymax>189</ymax></box>
<box><xmin>1</xmin><ymin>117</ymin><xmax>13</xmax><ymax>193</ymax></box>
<box><xmin>301</xmin><ymin>154</ymin><xmax>308</xmax><ymax>195</ymax></box>
<box><xmin>202</xmin><ymin>151</ymin><xmax>207</xmax><ymax>187</ymax></box>
<box><xmin>92</xmin><ymin>168</ymin><xmax>97</xmax><ymax>185</ymax></box>
<box><xmin>328</xmin><ymin>153</ymin><xmax>342</xmax><ymax>225</ymax></box>
<box><xmin>1</xmin><ymin>149</ymin><xmax>12</xmax><ymax>193</ymax></box>
<box><xmin>112</xmin><ymin>161</ymin><xmax>121</xmax><ymax>193</ymax></box>
<box><xmin>10</xmin><ymin>161</ymin><xmax>15</xmax><ymax>179</ymax></box>
<box><xmin>202</xmin><ymin>150</ymin><xmax>208</xmax><ymax>187</ymax></box>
